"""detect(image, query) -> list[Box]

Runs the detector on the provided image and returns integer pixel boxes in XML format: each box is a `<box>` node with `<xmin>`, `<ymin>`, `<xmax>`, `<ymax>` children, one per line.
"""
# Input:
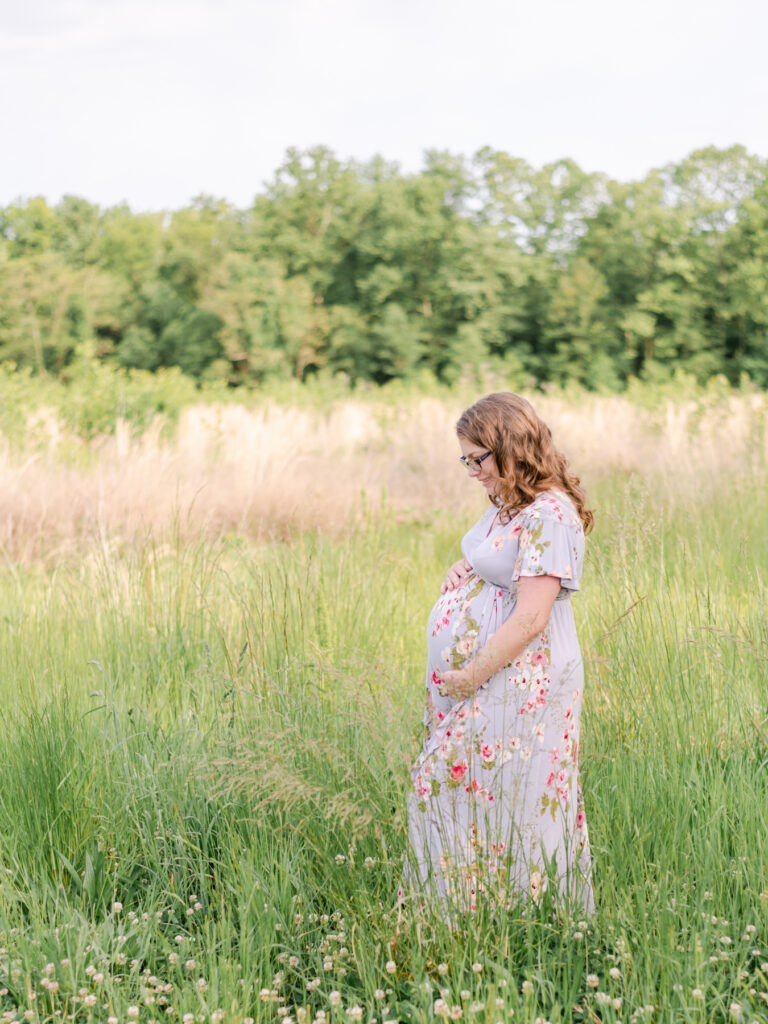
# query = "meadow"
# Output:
<box><xmin>0</xmin><ymin>378</ymin><xmax>767</xmax><ymax>1024</ymax></box>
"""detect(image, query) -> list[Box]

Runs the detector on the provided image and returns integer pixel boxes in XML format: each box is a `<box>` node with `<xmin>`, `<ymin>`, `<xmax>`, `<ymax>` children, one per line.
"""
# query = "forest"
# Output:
<box><xmin>1</xmin><ymin>143</ymin><xmax>767</xmax><ymax>390</ymax></box>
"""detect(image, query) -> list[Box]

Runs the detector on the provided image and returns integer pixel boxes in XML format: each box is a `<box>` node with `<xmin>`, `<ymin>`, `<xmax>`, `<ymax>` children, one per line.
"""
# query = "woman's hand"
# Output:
<box><xmin>437</xmin><ymin>667</ymin><xmax>478</xmax><ymax>701</ymax></box>
<box><xmin>440</xmin><ymin>558</ymin><xmax>472</xmax><ymax>594</ymax></box>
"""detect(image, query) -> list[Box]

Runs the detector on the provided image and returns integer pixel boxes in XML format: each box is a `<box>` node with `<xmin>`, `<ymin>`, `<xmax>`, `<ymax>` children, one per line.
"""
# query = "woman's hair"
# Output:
<box><xmin>456</xmin><ymin>392</ymin><xmax>594</xmax><ymax>533</ymax></box>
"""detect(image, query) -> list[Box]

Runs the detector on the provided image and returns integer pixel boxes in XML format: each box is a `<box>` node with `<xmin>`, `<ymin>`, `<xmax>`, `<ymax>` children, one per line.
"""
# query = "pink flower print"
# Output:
<box><xmin>533</xmin><ymin>725</ymin><xmax>545</xmax><ymax>743</ymax></box>
<box><xmin>546</xmin><ymin>770</ymin><xmax>555</xmax><ymax>787</ymax></box>
<box><xmin>509</xmin><ymin>523</ymin><xmax>522</xmax><ymax>538</ymax></box>
<box><xmin>491</xmin><ymin>537</ymin><xmax>504</xmax><ymax>552</ymax></box>
<box><xmin>450</xmin><ymin>760</ymin><xmax>468</xmax><ymax>782</ymax></box>
<box><xmin>509</xmin><ymin>736</ymin><xmax>520</xmax><ymax>750</ymax></box>
<box><xmin>576</xmin><ymin>807</ymin><xmax>586</xmax><ymax>829</ymax></box>
<box><xmin>548</xmin><ymin>746</ymin><xmax>560</xmax><ymax>763</ymax></box>
<box><xmin>481</xmin><ymin>744</ymin><xmax>494</xmax><ymax>762</ymax></box>
<box><xmin>531</xmin><ymin>650</ymin><xmax>548</xmax><ymax>666</ymax></box>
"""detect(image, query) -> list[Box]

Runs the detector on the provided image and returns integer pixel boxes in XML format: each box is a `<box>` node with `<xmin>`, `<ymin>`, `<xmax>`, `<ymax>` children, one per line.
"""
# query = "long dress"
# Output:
<box><xmin>403</xmin><ymin>489</ymin><xmax>594</xmax><ymax>915</ymax></box>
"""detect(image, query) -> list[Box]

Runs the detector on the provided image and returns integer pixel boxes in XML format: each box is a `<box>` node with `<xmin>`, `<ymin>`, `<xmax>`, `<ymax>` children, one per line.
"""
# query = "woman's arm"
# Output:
<box><xmin>439</xmin><ymin>575</ymin><xmax>562</xmax><ymax>700</ymax></box>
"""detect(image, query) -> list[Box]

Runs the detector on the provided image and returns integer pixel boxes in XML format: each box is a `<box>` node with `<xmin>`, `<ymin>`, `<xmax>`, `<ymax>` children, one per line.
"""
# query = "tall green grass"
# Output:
<box><xmin>0</xmin><ymin>468</ymin><xmax>767</xmax><ymax>1024</ymax></box>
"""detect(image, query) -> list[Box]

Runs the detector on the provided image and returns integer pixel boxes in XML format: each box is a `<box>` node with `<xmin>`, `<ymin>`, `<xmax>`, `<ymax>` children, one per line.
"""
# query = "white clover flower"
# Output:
<box><xmin>449</xmin><ymin>1008</ymin><xmax>462</xmax><ymax>1021</ymax></box>
<box><xmin>83</xmin><ymin>995</ymin><xmax>97</xmax><ymax>1007</ymax></box>
<box><xmin>374</xmin><ymin>990</ymin><xmax>385</xmax><ymax>1000</ymax></box>
<box><xmin>112</xmin><ymin>901</ymin><xmax>123</xmax><ymax>914</ymax></box>
<box><xmin>729</xmin><ymin>1004</ymin><xmax>742</xmax><ymax>1019</ymax></box>
<box><xmin>346</xmin><ymin>1008</ymin><xmax>363</xmax><ymax>1022</ymax></box>
<box><xmin>385</xmin><ymin>960</ymin><xmax>396</xmax><ymax>975</ymax></box>
<box><xmin>289</xmin><ymin>956</ymin><xmax>299</xmax><ymax>969</ymax></box>
<box><xmin>471</xmin><ymin>962</ymin><xmax>482</xmax><ymax>973</ymax></box>
<box><xmin>521</xmin><ymin>980</ymin><xmax>533</xmax><ymax>996</ymax></box>
<box><xmin>586</xmin><ymin>974</ymin><xmax>599</xmax><ymax>988</ymax></box>
<box><xmin>437</xmin><ymin>964</ymin><xmax>449</xmax><ymax>976</ymax></box>
<box><xmin>335</xmin><ymin>855</ymin><xmax>346</xmax><ymax>865</ymax></box>
<box><xmin>434</xmin><ymin>1000</ymin><xmax>449</xmax><ymax>1017</ymax></box>
<box><xmin>108</xmin><ymin>1017</ymin><xmax>119</xmax><ymax>1024</ymax></box>
<box><xmin>196</xmin><ymin>978</ymin><xmax>208</xmax><ymax>993</ymax></box>
<box><xmin>128</xmin><ymin>1008</ymin><xmax>140</xmax><ymax>1019</ymax></box>
<box><xmin>460</xmin><ymin>990</ymin><xmax>470</xmax><ymax>1001</ymax></box>
<box><xmin>609</xmin><ymin>967</ymin><xmax>620</xmax><ymax>980</ymax></box>
<box><xmin>328</xmin><ymin>992</ymin><xmax>342</xmax><ymax>1007</ymax></box>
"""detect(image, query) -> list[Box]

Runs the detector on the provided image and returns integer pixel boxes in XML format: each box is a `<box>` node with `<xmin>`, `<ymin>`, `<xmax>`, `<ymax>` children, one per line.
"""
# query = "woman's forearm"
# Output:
<box><xmin>465</xmin><ymin>576</ymin><xmax>561</xmax><ymax>689</ymax></box>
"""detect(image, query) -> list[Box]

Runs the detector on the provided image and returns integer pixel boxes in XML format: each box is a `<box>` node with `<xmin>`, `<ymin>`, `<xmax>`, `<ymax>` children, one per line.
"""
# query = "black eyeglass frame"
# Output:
<box><xmin>459</xmin><ymin>450</ymin><xmax>493</xmax><ymax>471</ymax></box>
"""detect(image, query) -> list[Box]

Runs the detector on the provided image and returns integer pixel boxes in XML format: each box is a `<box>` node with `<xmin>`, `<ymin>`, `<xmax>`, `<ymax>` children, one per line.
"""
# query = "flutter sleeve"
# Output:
<box><xmin>511</xmin><ymin>495</ymin><xmax>585</xmax><ymax>592</ymax></box>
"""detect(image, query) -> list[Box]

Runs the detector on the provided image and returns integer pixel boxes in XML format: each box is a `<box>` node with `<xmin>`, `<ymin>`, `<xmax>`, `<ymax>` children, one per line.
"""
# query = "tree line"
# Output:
<box><xmin>1</xmin><ymin>144</ymin><xmax>767</xmax><ymax>389</ymax></box>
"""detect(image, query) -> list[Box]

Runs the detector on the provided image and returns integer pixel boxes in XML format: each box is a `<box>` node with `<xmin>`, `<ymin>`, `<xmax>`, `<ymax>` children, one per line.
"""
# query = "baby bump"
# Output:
<box><xmin>426</xmin><ymin>574</ymin><xmax>512</xmax><ymax>677</ymax></box>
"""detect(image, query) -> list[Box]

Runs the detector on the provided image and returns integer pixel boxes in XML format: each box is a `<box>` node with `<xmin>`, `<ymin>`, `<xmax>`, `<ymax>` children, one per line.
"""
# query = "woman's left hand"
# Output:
<box><xmin>438</xmin><ymin>667</ymin><xmax>478</xmax><ymax>701</ymax></box>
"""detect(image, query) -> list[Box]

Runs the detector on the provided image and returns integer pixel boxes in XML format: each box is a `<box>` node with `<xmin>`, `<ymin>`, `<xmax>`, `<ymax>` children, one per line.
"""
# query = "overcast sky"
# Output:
<box><xmin>1</xmin><ymin>0</ymin><xmax>766</xmax><ymax>212</ymax></box>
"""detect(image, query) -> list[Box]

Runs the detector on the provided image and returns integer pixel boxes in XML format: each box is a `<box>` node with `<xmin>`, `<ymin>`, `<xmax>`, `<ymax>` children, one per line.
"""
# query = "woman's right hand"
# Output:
<box><xmin>440</xmin><ymin>558</ymin><xmax>472</xmax><ymax>594</ymax></box>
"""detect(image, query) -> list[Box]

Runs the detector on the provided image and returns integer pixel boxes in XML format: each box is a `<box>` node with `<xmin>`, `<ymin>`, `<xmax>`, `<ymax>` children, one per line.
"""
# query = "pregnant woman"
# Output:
<box><xmin>403</xmin><ymin>392</ymin><xmax>594</xmax><ymax>915</ymax></box>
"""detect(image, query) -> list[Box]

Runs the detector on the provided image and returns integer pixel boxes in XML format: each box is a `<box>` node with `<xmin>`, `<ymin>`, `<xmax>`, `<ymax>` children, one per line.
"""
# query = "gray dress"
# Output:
<box><xmin>403</xmin><ymin>489</ymin><xmax>594</xmax><ymax>914</ymax></box>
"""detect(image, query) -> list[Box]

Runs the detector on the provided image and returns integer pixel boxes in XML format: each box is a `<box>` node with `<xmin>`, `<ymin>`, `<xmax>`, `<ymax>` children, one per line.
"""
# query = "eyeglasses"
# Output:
<box><xmin>459</xmin><ymin>450</ymin><xmax>493</xmax><ymax>472</ymax></box>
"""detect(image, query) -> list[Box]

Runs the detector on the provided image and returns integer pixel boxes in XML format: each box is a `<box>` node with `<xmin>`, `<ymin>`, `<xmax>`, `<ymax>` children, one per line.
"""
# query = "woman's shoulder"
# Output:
<box><xmin>520</xmin><ymin>489</ymin><xmax>581</xmax><ymax>528</ymax></box>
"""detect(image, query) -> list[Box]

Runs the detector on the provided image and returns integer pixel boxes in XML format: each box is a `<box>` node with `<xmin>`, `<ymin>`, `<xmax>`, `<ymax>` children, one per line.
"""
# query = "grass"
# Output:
<box><xmin>0</xmin><ymin>388</ymin><xmax>767</xmax><ymax>1023</ymax></box>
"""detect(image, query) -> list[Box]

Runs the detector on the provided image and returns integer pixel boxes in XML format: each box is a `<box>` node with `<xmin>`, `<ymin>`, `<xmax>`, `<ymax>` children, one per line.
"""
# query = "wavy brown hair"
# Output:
<box><xmin>456</xmin><ymin>392</ymin><xmax>594</xmax><ymax>533</ymax></box>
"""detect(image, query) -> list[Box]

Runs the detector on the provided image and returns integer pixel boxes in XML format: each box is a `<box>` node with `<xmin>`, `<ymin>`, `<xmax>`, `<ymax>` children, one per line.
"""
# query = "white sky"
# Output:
<box><xmin>1</xmin><ymin>0</ymin><xmax>766</xmax><ymax>212</ymax></box>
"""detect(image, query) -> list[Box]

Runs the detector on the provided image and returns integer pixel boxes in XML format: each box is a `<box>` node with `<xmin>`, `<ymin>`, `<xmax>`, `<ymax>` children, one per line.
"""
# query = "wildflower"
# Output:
<box><xmin>83</xmin><ymin>995</ymin><xmax>97</xmax><ymax>1008</ymax></box>
<box><xmin>692</xmin><ymin>992</ymin><xmax>704</xmax><ymax>1004</ymax></box>
<box><xmin>329</xmin><ymin>992</ymin><xmax>342</xmax><ymax>1007</ymax></box>
<box><xmin>729</xmin><ymin>1005</ymin><xmax>741</xmax><ymax>1019</ymax></box>
<box><xmin>112</xmin><ymin>901</ymin><xmax>123</xmax><ymax>913</ymax></box>
<box><xmin>437</xmin><ymin>964</ymin><xmax>449</xmax><ymax>976</ymax></box>
<box><xmin>60</xmin><ymin>959</ymin><xmax>70</xmax><ymax>969</ymax></box>
<box><xmin>595</xmin><ymin>992</ymin><xmax>610</xmax><ymax>1006</ymax></box>
<box><xmin>612</xmin><ymin>997</ymin><xmax>622</xmax><ymax>1011</ymax></box>
<box><xmin>346</xmin><ymin>1008</ymin><xmax>363</xmax><ymax>1022</ymax></box>
<box><xmin>471</xmin><ymin>963</ymin><xmax>482</xmax><ymax>974</ymax></box>
<box><xmin>128</xmin><ymin>1009</ymin><xmax>140</xmax><ymax>1019</ymax></box>
<box><xmin>586</xmin><ymin>974</ymin><xmax>599</xmax><ymax>988</ymax></box>
<box><xmin>211</xmin><ymin>1012</ymin><xmax>225</xmax><ymax>1024</ymax></box>
<box><xmin>259</xmin><ymin>990</ymin><xmax>271</xmax><ymax>1003</ymax></box>
<box><xmin>323</xmin><ymin>957</ymin><xmax>333</xmax><ymax>971</ymax></box>
<box><xmin>364</xmin><ymin>858</ymin><xmax>376</xmax><ymax>870</ymax></box>
<box><xmin>306</xmin><ymin>979</ymin><xmax>321</xmax><ymax>992</ymax></box>
<box><xmin>289</xmin><ymin>956</ymin><xmax>299</xmax><ymax>969</ymax></box>
<box><xmin>108</xmin><ymin>1018</ymin><xmax>119</xmax><ymax>1024</ymax></box>
<box><xmin>385</xmin><ymin>960</ymin><xmax>396</xmax><ymax>975</ymax></box>
<box><xmin>43</xmin><ymin>964</ymin><xmax>56</xmax><ymax>977</ymax></box>
<box><xmin>449</xmin><ymin>1008</ymin><xmax>462</xmax><ymax>1021</ymax></box>
<box><xmin>374</xmin><ymin>990</ymin><xmax>385</xmax><ymax>1000</ymax></box>
<box><xmin>168</xmin><ymin>953</ymin><xmax>178</xmax><ymax>966</ymax></box>
<box><xmin>460</xmin><ymin>990</ymin><xmax>470</xmax><ymax>1001</ymax></box>
<box><xmin>196</xmin><ymin>978</ymin><xmax>208</xmax><ymax>993</ymax></box>
<box><xmin>335</xmin><ymin>855</ymin><xmax>346</xmax><ymax>865</ymax></box>
<box><xmin>609</xmin><ymin>967</ymin><xmax>620</xmax><ymax>980</ymax></box>
<box><xmin>183</xmin><ymin>1015</ymin><xmax>195</xmax><ymax>1024</ymax></box>
<box><xmin>521</xmin><ymin>981</ymin><xmax>533</xmax><ymax>996</ymax></box>
<box><xmin>573</xmin><ymin>931</ymin><xmax>583</xmax><ymax>940</ymax></box>
<box><xmin>495</xmin><ymin>999</ymin><xmax>505</xmax><ymax>1009</ymax></box>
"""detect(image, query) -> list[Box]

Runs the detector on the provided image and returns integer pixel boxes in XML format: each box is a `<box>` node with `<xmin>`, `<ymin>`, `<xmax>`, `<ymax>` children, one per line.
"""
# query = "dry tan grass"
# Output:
<box><xmin>1</xmin><ymin>390</ymin><xmax>766</xmax><ymax>560</ymax></box>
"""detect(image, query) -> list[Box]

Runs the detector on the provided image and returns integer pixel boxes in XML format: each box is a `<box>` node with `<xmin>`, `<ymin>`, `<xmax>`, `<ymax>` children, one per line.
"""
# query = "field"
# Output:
<box><xmin>1</xmin><ymin>381</ymin><xmax>768</xmax><ymax>1024</ymax></box>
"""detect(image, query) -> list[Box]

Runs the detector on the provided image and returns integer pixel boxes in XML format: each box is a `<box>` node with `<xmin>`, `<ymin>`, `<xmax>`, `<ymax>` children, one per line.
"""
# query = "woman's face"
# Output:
<box><xmin>458</xmin><ymin>437</ymin><xmax>501</xmax><ymax>497</ymax></box>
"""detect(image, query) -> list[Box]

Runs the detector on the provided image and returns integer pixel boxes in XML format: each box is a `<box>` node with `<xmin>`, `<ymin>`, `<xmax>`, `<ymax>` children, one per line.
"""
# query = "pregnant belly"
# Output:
<box><xmin>426</xmin><ymin>574</ymin><xmax>512</xmax><ymax>678</ymax></box>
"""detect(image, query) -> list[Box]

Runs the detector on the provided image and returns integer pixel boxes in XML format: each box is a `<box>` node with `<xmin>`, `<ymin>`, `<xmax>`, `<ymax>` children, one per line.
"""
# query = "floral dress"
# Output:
<box><xmin>403</xmin><ymin>489</ymin><xmax>594</xmax><ymax>914</ymax></box>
